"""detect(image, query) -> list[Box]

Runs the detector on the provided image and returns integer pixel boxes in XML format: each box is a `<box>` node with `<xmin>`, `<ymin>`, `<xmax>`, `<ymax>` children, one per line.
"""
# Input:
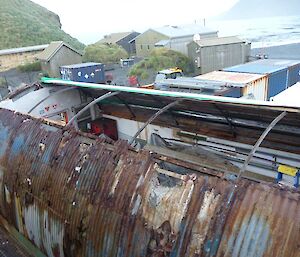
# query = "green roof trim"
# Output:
<box><xmin>41</xmin><ymin>77</ymin><xmax>300</xmax><ymax>112</ymax></box>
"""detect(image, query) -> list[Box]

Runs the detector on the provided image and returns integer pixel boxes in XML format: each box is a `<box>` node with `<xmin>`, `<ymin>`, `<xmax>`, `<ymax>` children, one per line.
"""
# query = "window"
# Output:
<box><xmin>147</xmin><ymin>45</ymin><xmax>150</xmax><ymax>50</ymax></box>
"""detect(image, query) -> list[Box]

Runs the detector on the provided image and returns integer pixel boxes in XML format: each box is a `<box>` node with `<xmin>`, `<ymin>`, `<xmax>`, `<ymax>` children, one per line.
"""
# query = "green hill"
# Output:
<box><xmin>0</xmin><ymin>0</ymin><xmax>85</xmax><ymax>50</ymax></box>
<box><xmin>129</xmin><ymin>48</ymin><xmax>194</xmax><ymax>80</ymax></box>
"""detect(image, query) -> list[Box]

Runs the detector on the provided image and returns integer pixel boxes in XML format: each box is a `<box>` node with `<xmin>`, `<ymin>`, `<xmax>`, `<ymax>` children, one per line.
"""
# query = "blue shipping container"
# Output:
<box><xmin>219</xmin><ymin>87</ymin><xmax>242</xmax><ymax>98</ymax></box>
<box><xmin>60</xmin><ymin>62</ymin><xmax>105</xmax><ymax>83</ymax></box>
<box><xmin>288</xmin><ymin>63</ymin><xmax>300</xmax><ymax>86</ymax></box>
<box><xmin>224</xmin><ymin>59</ymin><xmax>300</xmax><ymax>99</ymax></box>
<box><xmin>255</xmin><ymin>60</ymin><xmax>300</xmax><ymax>87</ymax></box>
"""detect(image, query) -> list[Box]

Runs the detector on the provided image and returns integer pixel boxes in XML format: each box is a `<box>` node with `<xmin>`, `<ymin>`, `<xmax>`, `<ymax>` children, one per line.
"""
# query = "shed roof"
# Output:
<box><xmin>193</xmin><ymin>36</ymin><xmax>246</xmax><ymax>47</ymax></box>
<box><xmin>36</xmin><ymin>41</ymin><xmax>82</xmax><ymax>62</ymax></box>
<box><xmin>251</xmin><ymin>59</ymin><xmax>300</xmax><ymax>67</ymax></box>
<box><xmin>41</xmin><ymin>77</ymin><xmax>300</xmax><ymax>153</ymax></box>
<box><xmin>0</xmin><ymin>44</ymin><xmax>48</xmax><ymax>56</ymax></box>
<box><xmin>41</xmin><ymin>77</ymin><xmax>300</xmax><ymax>110</ymax></box>
<box><xmin>224</xmin><ymin>63</ymin><xmax>283</xmax><ymax>74</ymax></box>
<box><xmin>98</xmin><ymin>32</ymin><xmax>136</xmax><ymax>44</ymax></box>
<box><xmin>224</xmin><ymin>59</ymin><xmax>300</xmax><ymax>74</ymax></box>
<box><xmin>151</xmin><ymin>24</ymin><xmax>218</xmax><ymax>39</ymax></box>
<box><xmin>61</xmin><ymin>62</ymin><xmax>102</xmax><ymax>69</ymax></box>
<box><xmin>196</xmin><ymin>71</ymin><xmax>266</xmax><ymax>84</ymax></box>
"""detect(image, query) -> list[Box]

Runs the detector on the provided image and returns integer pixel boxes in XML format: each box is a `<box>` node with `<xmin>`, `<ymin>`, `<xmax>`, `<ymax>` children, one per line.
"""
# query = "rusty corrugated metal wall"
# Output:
<box><xmin>0</xmin><ymin>109</ymin><xmax>299</xmax><ymax>257</ymax></box>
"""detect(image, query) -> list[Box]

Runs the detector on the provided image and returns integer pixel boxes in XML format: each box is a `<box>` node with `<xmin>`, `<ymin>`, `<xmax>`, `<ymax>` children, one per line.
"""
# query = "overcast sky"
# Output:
<box><xmin>31</xmin><ymin>0</ymin><xmax>239</xmax><ymax>44</ymax></box>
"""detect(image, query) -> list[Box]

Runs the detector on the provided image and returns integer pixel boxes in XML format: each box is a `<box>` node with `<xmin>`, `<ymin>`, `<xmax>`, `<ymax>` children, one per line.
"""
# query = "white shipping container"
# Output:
<box><xmin>196</xmin><ymin>71</ymin><xmax>268</xmax><ymax>100</ymax></box>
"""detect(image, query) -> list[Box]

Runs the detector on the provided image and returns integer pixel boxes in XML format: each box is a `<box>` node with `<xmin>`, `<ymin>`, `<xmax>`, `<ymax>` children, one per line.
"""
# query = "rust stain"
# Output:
<box><xmin>0</xmin><ymin>108</ymin><xmax>299</xmax><ymax>257</ymax></box>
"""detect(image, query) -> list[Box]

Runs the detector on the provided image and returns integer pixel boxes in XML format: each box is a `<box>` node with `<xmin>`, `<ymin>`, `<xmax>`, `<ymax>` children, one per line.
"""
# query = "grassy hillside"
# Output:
<box><xmin>129</xmin><ymin>48</ymin><xmax>194</xmax><ymax>79</ymax></box>
<box><xmin>0</xmin><ymin>0</ymin><xmax>85</xmax><ymax>50</ymax></box>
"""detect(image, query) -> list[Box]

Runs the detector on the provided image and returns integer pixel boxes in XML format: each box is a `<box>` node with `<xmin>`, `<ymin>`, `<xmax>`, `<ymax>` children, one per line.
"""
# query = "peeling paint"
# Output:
<box><xmin>0</xmin><ymin>109</ymin><xmax>299</xmax><ymax>257</ymax></box>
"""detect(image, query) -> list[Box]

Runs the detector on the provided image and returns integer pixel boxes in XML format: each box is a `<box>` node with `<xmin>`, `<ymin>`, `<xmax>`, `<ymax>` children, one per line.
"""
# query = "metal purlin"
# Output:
<box><xmin>237</xmin><ymin>111</ymin><xmax>287</xmax><ymax>179</ymax></box>
<box><xmin>66</xmin><ymin>91</ymin><xmax>120</xmax><ymax>129</ymax></box>
<box><xmin>129</xmin><ymin>100</ymin><xmax>182</xmax><ymax>145</ymax></box>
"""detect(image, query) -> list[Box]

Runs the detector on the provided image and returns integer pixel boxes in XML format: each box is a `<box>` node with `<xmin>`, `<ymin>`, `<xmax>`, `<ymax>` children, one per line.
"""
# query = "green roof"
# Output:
<box><xmin>41</xmin><ymin>77</ymin><xmax>300</xmax><ymax>112</ymax></box>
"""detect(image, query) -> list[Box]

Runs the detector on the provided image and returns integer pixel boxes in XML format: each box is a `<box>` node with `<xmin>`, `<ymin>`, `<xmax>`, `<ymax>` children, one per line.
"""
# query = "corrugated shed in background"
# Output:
<box><xmin>0</xmin><ymin>109</ymin><xmax>299</xmax><ymax>257</ymax></box>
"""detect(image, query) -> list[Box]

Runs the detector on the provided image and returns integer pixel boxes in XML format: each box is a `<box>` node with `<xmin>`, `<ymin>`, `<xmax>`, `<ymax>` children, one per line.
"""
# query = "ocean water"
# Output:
<box><xmin>208</xmin><ymin>15</ymin><xmax>300</xmax><ymax>48</ymax></box>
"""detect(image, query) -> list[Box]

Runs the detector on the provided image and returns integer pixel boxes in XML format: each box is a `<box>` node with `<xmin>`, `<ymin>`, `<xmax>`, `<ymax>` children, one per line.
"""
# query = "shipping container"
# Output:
<box><xmin>255</xmin><ymin>59</ymin><xmax>300</xmax><ymax>89</ymax></box>
<box><xmin>288</xmin><ymin>63</ymin><xmax>300</xmax><ymax>86</ymax></box>
<box><xmin>60</xmin><ymin>62</ymin><xmax>105</xmax><ymax>83</ymax></box>
<box><xmin>220</xmin><ymin>87</ymin><xmax>242</xmax><ymax>98</ymax></box>
<box><xmin>223</xmin><ymin>59</ymin><xmax>300</xmax><ymax>100</ymax></box>
<box><xmin>196</xmin><ymin>71</ymin><xmax>268</xmax><ymax>100</ymax></box>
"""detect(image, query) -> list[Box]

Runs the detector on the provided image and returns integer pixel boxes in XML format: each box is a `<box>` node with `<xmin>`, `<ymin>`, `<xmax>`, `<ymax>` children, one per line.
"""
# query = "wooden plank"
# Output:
<box><xmin>100</xmin><ymin>104</ymin><xmax>300</xmax><ymax>154</ymax></box>
<box><xmin>147</xmin><ymin>145</ymin><xmax>274</xmax><ymax>183</ymax></box>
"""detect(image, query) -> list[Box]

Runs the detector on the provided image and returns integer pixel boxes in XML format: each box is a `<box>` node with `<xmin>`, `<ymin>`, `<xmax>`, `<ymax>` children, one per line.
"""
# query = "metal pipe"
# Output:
<box><xmin>115</xmin><ymin>95</ymin><xmax>136</xmax><ymax>118</ymax></box>
<box><xmin>66</xmin><ymin>91</ymin><xmax>120</xmax><ymax>129</ymax></box>
<box><xmin>28</xmin><ymin>87</ymin><xmax>77</xmax><ymax>114</ymax></box>
<box><xmin>214</xmin><ymin>103</ymin><xmax>236</xmax><ymax>137</ymax></box>
<box><xmin>238</xmin><ymin>111</ymin><xmax>287</xmax><ymax>177</ymax></box>
<box><xmin>90</xmin><ymin>105</ymin><xmax>97</xmax><ymax>121</ymax></box>
<box><xmin>129</xmin><ymin>100</ymin><xmax>181</xmax><ymax>145</ymax></box>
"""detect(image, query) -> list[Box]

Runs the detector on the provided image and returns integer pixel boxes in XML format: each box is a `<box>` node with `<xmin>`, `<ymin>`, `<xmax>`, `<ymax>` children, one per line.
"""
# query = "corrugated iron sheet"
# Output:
<box><xmin>196</xmin><ymin>71</ymin><xmax>269</xmax><ymax>100</ymax></box>
<box><xmin>242</xmin><ymin>76</ymin><xmax>268</xmax><ymax>101</ymax></box>
<box><xmin>196</xmin><ymin>71</ymin><xmax>266</xmax><ymax>84</ymax></box>
<box><xmin>0</xmin><ymin>108</ymin><xmax>299</xmax><ymax>257</ymax></box>
<box><xmin>223</xmin><ymin>62</ymin><xmax>287</xmax><ymax>74</ymax></box>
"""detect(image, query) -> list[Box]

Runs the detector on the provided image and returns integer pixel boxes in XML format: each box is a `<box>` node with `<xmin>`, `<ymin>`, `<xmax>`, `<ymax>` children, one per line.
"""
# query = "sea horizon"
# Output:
<box><xmin>207</xmin><ymin>15</ymin><xmax>300</xmax><ymax>48</ymax></box>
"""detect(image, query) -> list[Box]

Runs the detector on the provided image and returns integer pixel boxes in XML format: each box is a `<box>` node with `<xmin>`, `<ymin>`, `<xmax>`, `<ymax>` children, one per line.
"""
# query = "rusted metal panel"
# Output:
<box><xmin>241</xmin><ymin>76</ymin><xmax>268</xmax><ymax>101</ymax></box>
<box><xmin>0</xmin><ymin>108</ymin><xmax>299</xmax><ymax>257</ymax></box>
<box><xmin>217</xmin><ymin>184</ymin><xmax>300</xmax><ymax>257</ymax></box>
<box><xmin>196</xmin><ymin>71</ymin><xmax>269</xmax><ymax>100</ymax></box>
<box><xmin>196</xmin><ymin>71</ymin><xmax>266</xmax><ymax>84</ymax></box>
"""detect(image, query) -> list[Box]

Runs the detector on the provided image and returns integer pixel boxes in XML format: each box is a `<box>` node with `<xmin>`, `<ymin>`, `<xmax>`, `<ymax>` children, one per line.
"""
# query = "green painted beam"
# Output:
<box><xmin>41</xmin><ymin>77</ymin><xmax>300</xmax><ymax>113</ymax></box>
<box><xmin>0</xmin><ymin>215</ymin><xmax>46</xmax><ymax>257</ymax></box>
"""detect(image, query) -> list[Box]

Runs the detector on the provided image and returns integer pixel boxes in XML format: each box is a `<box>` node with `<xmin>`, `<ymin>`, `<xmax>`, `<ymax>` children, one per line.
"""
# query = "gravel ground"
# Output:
<box><xmin>107</xmin><ymin>61</ymin><xmax>156</xmax><ymax>86</ymax></box>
